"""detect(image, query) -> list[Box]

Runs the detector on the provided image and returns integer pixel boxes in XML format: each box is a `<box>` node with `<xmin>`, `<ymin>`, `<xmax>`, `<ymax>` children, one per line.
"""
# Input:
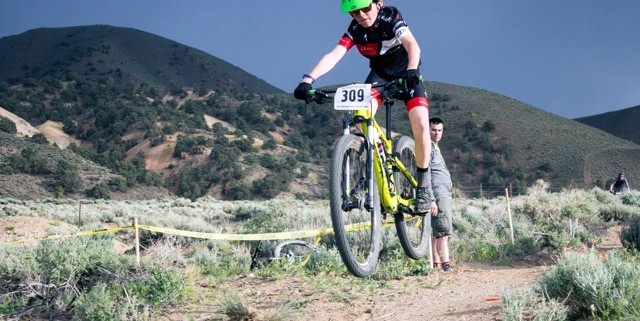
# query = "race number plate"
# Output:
<box><xmin>333</xmin><ymin>83</ymin><xmax>372</xmax><ymax>110</ymax></box>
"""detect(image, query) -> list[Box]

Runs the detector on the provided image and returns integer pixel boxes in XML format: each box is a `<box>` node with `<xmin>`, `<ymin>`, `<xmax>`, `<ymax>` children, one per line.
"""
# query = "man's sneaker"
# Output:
<box><xmin>415</xmin><ymin>187</ymin><xmax>431</xmax><ymax>214</ymax></box>
<box><xmin>442</xmin><ymin>262</ymin><xmax>452</xmax><ymax>272</ymax></box>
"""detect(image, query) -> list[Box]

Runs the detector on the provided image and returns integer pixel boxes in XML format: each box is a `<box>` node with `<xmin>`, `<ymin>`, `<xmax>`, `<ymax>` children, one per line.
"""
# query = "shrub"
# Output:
<box><xmin>502</xmin><ymin>290</ymin><xmax>567</xmax><ymax>321</ymax></box>
<box><xmin>0</xmin><ymin>237</ymin><xmax>135</xmax><ymax>319</ymax></box>
<box><xmin>303</xmin><ymin>245</ymin><xmax>345</xmax><ymax>275</ymax></box>
<box><xmin>187</xmin><ymin>241</ymin><xmax>251</xmax><ymax>277</ymax></box>
<box><xmin>537</xmin><ymin>251</ymin><xmax>640</xmax><ymax>320</ymax></box>
<box><xmin>622</xmin><ymin>191</ymin><xmax>640</xmax><ymax>207</ymax></box>
<box><xmin>498</xmin><ymin>237</ymin><xmax>539</xmax><ymax>260</ymax></box>
<box><xmin>217</xmin><ymin>293</ymin><xmax>253</xmax><ymax>320</ymax></box>
<box><xmin>72</xmin><ymin>283</ymin><xmax>119</xmax><ymax>321</ymax></box>
<box><xmin>86</xmin><ymin>182</ymin><xmax>111</xmax><ymax>199</ymax></box>
<box><xmin>599</xmin><ymin>203</ymin><xmax>637</xmax><ymax>222</ymax></box>
<box><xmin>127</xmin><ymin>267</ymin><xmax>185</xmax><ymax>305</ymax></box>
<box><xmin>0</xmin><ymin>237</ymin><xmax>187</xmax><ymax>320</ymax></box>
<box><xmin>620</xmin><ymin>214</ymin><xmax>640</xmax><ymax>250</ymax></box>
<box><xmin>53</xmin><ymin>160</ymin><xmax>83</xmax><ymax>195</ymax></box>
<box><xmin>0</xmin><ymin>117</ymin><xmax>17</xmax><ymax>134</ymax></box>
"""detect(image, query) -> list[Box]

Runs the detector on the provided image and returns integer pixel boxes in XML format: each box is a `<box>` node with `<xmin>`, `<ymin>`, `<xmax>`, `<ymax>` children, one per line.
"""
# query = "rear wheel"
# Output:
<box><xmin>329</xmin><ymin>134</ymin><xmax>382</xmax><ymax>277</ymax></box>
<box><xmin>392</xmin><ymin>136</ymin><xmax>430</xmax><ymax>259</ymax></box>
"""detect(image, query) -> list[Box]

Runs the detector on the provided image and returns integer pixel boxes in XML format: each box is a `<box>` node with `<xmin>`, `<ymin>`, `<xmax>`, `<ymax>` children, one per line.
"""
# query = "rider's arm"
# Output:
<box><xmin>302</xmin><ymin>45</ymin><xmax>348</xmax><ymax>84</ymax></box>
<box><xmin>399</xmin><ymin>31</ymin><xmax>421</xmax><ymax>70</ymax></box>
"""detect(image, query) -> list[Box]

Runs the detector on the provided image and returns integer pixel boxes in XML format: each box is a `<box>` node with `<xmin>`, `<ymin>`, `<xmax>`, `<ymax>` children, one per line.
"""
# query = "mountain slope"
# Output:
<box><xmin>574</xmin><ymin>105</ymin><xmax>640</xmax><ymax>146</ymax></box>
<box><xmin>0</xmin><ymin>25</ymin><xmax>282</xmax><ymax>94</ymax></box>
<box><xmin>406</xmin><ymin>82</ymin><xmax>640</xmax><ymax>193</ymax></box>
<box><xmin>1</xmin><ymin>25</ymin><xmax>639</xmax><ymax>200</ymax></box>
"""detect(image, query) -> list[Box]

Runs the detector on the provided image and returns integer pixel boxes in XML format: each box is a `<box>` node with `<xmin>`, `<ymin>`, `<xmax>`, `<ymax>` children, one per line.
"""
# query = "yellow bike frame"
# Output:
<box><xmin>353</xmin><ymin>108</ymin><xmax>418</xmax><ymax>215</ymax></box>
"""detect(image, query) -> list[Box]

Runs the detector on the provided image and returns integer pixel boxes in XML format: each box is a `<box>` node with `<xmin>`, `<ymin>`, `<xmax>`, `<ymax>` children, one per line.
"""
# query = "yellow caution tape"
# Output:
<box><xmin>1</xmin><ymin>215</ymin><xmax>405</xmax><ymax>246</ymax></box>
<box><xmin>138</xmin><ymin>224</ymin><xmax>335</xmax><ymax>241</ymax></box>
<box><xmin>3</xmin><ymin>226</ymin><xmax>134</xmax><ymax>244</ymax></box>
<box><xmin>139</xmin><ymin>217</ymin><xmax>399</xmax><ymax>242</ymax></box>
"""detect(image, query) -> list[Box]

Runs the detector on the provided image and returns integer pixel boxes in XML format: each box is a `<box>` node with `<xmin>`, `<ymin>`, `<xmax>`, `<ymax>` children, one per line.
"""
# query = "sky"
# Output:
<box><xmin>1</xmin><ymin>1</ymin><xmax>639</xmax><ymax>119</ymax></box>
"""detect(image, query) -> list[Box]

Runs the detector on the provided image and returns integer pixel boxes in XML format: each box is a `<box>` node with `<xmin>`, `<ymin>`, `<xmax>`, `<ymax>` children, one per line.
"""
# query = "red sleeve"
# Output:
<box><xmin>338</xmin><ymin>35</ymin><xmax>354</xmax><ymax>50</ymax></box>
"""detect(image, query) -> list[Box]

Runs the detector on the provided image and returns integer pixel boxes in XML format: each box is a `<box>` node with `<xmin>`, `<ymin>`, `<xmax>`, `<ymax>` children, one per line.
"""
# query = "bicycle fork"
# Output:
<box><xmin>345</xmin><ymin>116</ymin><xmax>396</xmax><ymax>213</ymax></box>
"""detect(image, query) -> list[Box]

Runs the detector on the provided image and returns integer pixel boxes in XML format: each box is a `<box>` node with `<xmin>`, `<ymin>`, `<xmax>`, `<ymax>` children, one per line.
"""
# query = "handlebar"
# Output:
<box><xmin>306</xmin><ymin>78</ymin><xmax>414</xmax><ymax>105</ymax></box>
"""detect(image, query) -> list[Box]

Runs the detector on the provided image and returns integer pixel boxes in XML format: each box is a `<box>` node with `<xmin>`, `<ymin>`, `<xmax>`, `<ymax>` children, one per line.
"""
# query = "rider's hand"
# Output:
<box><xmin>403</xmin><ymin>69</ymin><xmax>422</xmax><ymax>89</ymax></box>
<box><xmin>294</xmin><ymin>82</ymin><xmax>313</xmax><ymax>101</ymax></box>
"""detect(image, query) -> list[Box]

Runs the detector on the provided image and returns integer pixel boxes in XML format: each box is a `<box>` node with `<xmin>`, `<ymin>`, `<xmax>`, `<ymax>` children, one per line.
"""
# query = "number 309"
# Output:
<box><xmin>340</xmin><ymin>89</ymin><xmax>365</xmax><ymax>102</ymax></box>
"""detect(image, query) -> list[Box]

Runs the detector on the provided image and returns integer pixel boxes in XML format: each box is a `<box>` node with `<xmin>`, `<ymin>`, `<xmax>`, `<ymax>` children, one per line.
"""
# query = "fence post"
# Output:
<box><xmin>505</xmin><ymin>188</ymin><xmax>514</xmax><ymax>245</ymax></box>
<box><xmin>134</xmin><ymin>218</ymin><xmax>141</xmax><ymax>270</ymax></box>
<box><xmin>78</xmin><ymin>202</ymin><xmax>82</xmax><ymax>226</ymax></box>
<box><xmin>480</xmin><ymin>184</ymin><xmax>484</xmax><ymax>209</ymax></box>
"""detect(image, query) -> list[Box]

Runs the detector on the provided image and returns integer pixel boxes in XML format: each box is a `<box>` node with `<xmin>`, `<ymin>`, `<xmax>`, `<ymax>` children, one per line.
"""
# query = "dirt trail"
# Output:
<box><xmin>1</xmin><ymin>216</ymin><xmax>622</xmax><ymax>321</ymax></box>
<box><xmin>214</xmin><ymin>263</ymin><xmax>548</xmax><ymax>321</ymax></box>
<box><xmin>198</xmin><ymin>227</ymin><xmax>623</xmax><ymax>321</ymax></box>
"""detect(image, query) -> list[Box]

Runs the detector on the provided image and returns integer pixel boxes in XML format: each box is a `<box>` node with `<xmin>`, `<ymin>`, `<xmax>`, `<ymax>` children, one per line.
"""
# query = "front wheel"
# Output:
<box><xmin>329</xmin><ymin>134</ymin><xmax>382</xmax><ymax>277</ymax></box>
<box><xmin>392</xmin><ymin>136</ymin><xmax>431</xmax><ymax>259</ymax></box>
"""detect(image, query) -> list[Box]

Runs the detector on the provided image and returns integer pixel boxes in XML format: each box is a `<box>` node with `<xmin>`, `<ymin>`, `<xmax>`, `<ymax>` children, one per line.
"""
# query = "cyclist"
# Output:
<box><xmin>293</xmin><ymin>0</ymin><xmax>433</xmax><ymax>213</ymax></box>
<box><xmin>610</xmin><ymin>172</ymin><xmax>630</xmax><ymax>194</ymax></box>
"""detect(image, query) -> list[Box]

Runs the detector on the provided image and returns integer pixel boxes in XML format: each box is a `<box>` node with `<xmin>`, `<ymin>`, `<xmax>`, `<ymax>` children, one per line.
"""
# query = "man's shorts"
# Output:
<box><xmin>431</xmin><ymin>197</ymin><xmax>452</xmax><ymax>238</ymax></box>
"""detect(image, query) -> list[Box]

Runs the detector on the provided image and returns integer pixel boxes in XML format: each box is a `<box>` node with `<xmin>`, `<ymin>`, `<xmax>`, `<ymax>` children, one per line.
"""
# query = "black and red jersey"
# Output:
<box><xmin>338</xmin><ymin>6</ymin><xmax>416</xmax><ymax>78</ymax></box>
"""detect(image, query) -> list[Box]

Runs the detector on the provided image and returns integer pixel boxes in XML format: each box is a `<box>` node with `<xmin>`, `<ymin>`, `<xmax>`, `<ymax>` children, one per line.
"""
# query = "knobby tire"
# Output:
<box><xmin>329</xmin><ymin>134</ymin><xmax>382</xmax><ymax>277</ymax></box>
<box><xmin>392</xmin><ymin>136</ymin><xmax>431</xmax><ymax>259</ymax></box>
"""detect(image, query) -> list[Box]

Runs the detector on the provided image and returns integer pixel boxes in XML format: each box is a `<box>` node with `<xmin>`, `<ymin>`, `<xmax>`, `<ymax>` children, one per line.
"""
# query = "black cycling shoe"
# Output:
<box><xmin>415</xmin><ymin>187</ymin><xmax>431</xmax><ymax>214</ymax></box>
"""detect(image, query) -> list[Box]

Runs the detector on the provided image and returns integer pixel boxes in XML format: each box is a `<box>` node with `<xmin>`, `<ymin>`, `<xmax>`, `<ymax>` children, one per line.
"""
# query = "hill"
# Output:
<box><xmin>1</xmin><ymin>25</ymin><xmax>639</xmax><ymax>200</ymax></box>
<box><xmin>0</xmin><ymin>25</ymin><xmax>282</xmax><ymax>94</ymax></box>
<box><xmin>423</xmin><ymin>83</ymin><xmax>640</xmax><ymax>193</ymax></box>
<box><xmin>370</xmin><ymin>82</ymin><xmax>640</xmax><ymax>195</ymax></box>
<box><xmin>0</xmin><ymin>132</ymin><xmax>172</xmax><ymax>200</ymax></box>
<box><xmin>575</xmin><ymin>104</ymin><xmax>640</xmax><ymax>146</ymax></box>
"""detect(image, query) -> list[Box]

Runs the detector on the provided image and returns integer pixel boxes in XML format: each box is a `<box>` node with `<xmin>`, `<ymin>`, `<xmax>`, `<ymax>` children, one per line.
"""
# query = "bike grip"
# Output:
<box><xmin>397</xmin><ymin>75</ymin><xmax>423</xmax><ymax>85</ymax></box>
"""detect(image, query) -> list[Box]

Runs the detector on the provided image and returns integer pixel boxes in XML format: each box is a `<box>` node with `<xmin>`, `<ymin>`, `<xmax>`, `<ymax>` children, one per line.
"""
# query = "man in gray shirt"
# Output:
<box><xmin>426</xmin><ymin>117</ymin><xmax>453</xmax><ymax>272</ymax></box>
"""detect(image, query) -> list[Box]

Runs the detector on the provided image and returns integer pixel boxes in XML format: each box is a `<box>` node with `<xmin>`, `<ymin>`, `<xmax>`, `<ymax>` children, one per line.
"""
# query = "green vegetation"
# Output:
<box><xmin>0</xmin><ymin>237</ymin><xmax>188</xmax><ymax>320</ymax></box>
<box><xmin>1</xmin><ymin>185</ymin><xmax>640</xmax><ymax>319</ymax></box>
<box><xmin>0</xmin><ymin>117</ymin><xmax>16</xmax><ymax>134</ymax></box>
<box><xmin>0</xmin><ymin>74</ymin><xmax>323</xmax><ymax>200</ymax></box>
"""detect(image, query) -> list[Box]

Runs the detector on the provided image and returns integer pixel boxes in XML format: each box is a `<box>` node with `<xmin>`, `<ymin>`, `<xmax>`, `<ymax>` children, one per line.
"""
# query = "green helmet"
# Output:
<box><xmin>341</xmin><ymin>0</ymin><xmax>372</xmax><ymax>13</ymax></box>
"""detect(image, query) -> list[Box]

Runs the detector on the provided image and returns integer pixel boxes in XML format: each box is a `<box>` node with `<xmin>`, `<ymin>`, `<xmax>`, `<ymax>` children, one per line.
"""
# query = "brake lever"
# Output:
<box><xmin>316</xmin><ymin>95</ymin><xmax>327</xmax><ymax>104</ymax></box>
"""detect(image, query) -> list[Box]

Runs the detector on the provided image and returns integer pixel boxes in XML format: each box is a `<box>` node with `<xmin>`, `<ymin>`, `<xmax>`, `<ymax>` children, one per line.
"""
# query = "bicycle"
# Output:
<box><xmin>306</xmin><ymin>80</ymin><xmax>431</xmax><ymax>277</ymax></box>
<box><xmin>610</xmin><ymin>189</ymin><xmax>625</xmax><ymax>196</ymax></box>
<box><xmin>273</xmin><ymin>239</ymin><xmax>316</xmax><ymax>265</ymax></box>
<box><xmin>250</xmin><ymin>240</ymin><xmax>316</xmax><ymax>270</ymax></box>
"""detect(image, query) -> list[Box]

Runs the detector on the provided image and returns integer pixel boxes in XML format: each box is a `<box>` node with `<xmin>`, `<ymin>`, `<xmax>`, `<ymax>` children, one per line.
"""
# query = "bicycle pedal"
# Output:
<box><xmin>399</xmin><ymin>205</ymin><xmax>413</xmax><ymax>214</ymax></box>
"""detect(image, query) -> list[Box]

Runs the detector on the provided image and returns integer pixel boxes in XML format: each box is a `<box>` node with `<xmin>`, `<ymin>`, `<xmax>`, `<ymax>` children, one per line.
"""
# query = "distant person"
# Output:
<box><xmin>610</xmin><ymin>172</ymin><xmax>630</xmax><ymax>194</ymax></box>
<box><xmin>426</xmin><ymin>117</ymin><xmax>453</xmax><ymax>272</ymax></box>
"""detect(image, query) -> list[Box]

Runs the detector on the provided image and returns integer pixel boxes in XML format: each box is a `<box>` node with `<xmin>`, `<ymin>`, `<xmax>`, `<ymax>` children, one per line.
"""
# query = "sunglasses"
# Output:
<box><xmin>349</xmin><ymin>3</ymin><xmax>373</xmax><ymax>17</ymax></box>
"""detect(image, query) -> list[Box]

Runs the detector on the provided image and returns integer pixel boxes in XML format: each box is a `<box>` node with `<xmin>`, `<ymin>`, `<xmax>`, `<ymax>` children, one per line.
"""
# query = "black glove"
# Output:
<box><xmin>403</xmin><ymin>69</ymin><xmax>422</xmax><ymax>89</ymax></box>
<box><xmin>294</xmin><ymin>82</ymin><xmax>313</xmax><ymax>101</ymax></box>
